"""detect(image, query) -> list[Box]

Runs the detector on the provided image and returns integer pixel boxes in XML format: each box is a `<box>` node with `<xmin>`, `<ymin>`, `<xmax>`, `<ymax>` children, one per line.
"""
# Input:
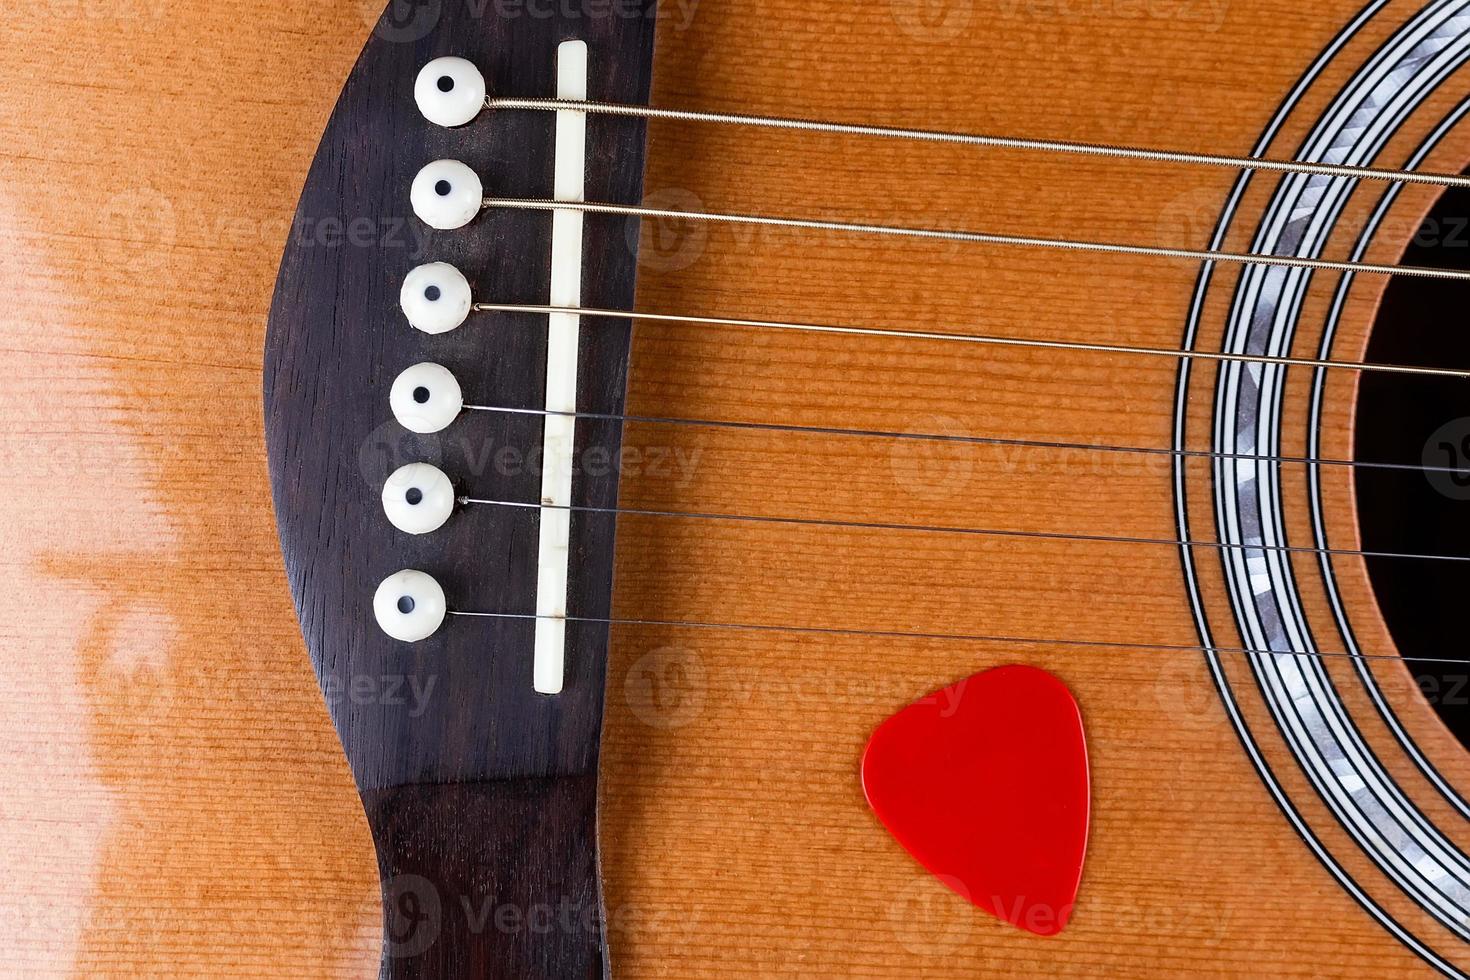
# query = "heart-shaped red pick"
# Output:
<box><xmin>861</xmin><ymin>665</ymin><xmax>1090</xmax><ymax>937</ymax></box>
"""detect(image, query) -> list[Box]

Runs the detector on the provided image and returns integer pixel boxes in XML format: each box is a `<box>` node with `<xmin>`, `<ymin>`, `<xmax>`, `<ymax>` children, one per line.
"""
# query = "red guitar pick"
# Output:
<box><xmin>861</xmin><ymin>665</ymin><xmax>1090</xmax><ymax>937</ymax></box>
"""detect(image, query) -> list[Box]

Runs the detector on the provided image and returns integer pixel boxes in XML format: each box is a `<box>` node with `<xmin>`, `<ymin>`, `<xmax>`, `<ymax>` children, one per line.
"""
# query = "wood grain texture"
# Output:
<box><xmin>265</xmin><ymin>1</ymin><xmax>657</xmax><ymax>973</ymax></box>
<box><xmin>266</xmin><ymin>0</ymin><xmax>656</xmax><ymax>791</ymax></box>
<box><xmin>363</xmin><ymin>777</ymin><xmax>604</xmax><ymax>978</ymax></box>
<box><xmin>1</xmin><ymin>0</ymin><xmax>1469</xmax><ymax>976</ymax></box>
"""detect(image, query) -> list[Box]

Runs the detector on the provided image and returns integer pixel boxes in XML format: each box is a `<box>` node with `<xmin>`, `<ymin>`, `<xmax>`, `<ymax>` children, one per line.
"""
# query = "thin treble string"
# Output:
<box><xmin>471</xmin><ymin>302</ymin><xmax>1470</xmax><ymax>380</ymax></box>
<box><xmin>456</xmin><ymin>497</ymin><xmax>1470</xmax><ymax>565</ymax></box>
<box><xmin>460</xmin><ymin>403</ymin><xmax>1470</xmax><ymax>479</ymax></box>
<box><xmin>484</xmin><ymin>198</ymin><xmax>1470</xmax><ymax>283</ymax></box>
<box><xmin>444</xmin><ymin>102</ymin><xmax>1470</xmax><ymax>671</ymax></box>
<box><xmin>447</xmin><ymin>609</ymin><xmax>1470</xmax><ymax>668</ymax></box>
<box><xmin>486</xmin><ymin>96</ymin><xmax>1470</xmax><ymax>190</ymax></box>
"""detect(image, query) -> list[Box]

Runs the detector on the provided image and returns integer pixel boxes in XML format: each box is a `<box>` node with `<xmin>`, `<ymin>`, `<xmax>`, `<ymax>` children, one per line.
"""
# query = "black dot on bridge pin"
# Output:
<box><xmin>437</xmin><ymin>75</ymin><xmax>455</xmax><ymax>93</ymax></box>
<box><xmin>413</xmin><ymin>386</ymin><xmax>431</xmax><ymax>404</ymax></box>
<box><xmin>397</xmin><ymin>596</ymin><xmax>416</xmax><ymax>615</ymax></box>
<box><xmin>405</xmin><ymin>488</ymin><xmax>424</xmax><ymax>506</ymax></box>
<box><xmin>435</xmin><ymin>180</ymin><xmax>452</xmax><ymax>196</ymax></box>
<box><xmin>424</xmin><ymin>285</ymin><xmax>441</xmax><ymax>301</ymax></box>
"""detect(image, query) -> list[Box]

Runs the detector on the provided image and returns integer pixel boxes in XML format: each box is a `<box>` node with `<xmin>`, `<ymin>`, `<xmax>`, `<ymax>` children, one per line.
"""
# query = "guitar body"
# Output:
<box><xmin>5</xmin><ymin>0</ymin><xmax>1470</xmax><ymax>975</ymax></box>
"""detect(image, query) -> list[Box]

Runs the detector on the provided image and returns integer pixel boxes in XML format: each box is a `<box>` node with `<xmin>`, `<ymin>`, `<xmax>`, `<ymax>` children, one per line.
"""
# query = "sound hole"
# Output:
<box><xmin>1357</xmin><ymin>178</ymin><xmax>1470</xmax><ymax>749</ymax></box>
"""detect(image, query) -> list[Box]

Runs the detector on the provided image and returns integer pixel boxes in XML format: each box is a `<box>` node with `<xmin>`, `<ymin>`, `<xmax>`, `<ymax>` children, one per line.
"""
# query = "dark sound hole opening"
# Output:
<box><xmin>1357</xmin><ymin>176</ymin><xmax>1470</xmax><ymax>751</ymax></box>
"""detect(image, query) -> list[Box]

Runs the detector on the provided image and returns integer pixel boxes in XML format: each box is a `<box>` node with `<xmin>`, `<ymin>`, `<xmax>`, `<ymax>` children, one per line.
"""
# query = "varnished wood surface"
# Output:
<box><xmin>265</xmin><ymin>2</ymin><xmax>660</xmax><ymax>972</ymax></box>
<box><xmin>3</xmin><ymin>0</ymin><xmax>1470</xmax><ymax>976</ymax></box>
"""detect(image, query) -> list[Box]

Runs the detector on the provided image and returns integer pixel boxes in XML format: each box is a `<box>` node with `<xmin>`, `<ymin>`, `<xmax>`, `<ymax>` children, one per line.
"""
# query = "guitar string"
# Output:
<box><xmin>486</xmin><ymin>97</ymin><xmax>1470</xmax><ymax>190</ymax></box>
<box><xmin>484</xmin><ymin>198</ymin><xmax>1470</xmax><ymax>283</ymax></box>
<box><xmin>446</xmin><ymin>105</ymin><xmax>1470</xmax><ymax>669</ymax></box>
<box><xmin>460</xmin><ymin>403</ymin><xmax>1470</xmax><ymax>479</ymax></box>
<box><xmin>461</xmin><ymin>270</ymin><xmax>1470</xmax><ymax>484</ymax></box>
<box><xmin>441</xmin><ymin>303</ymin><xmax>1470</xmax><ymax>659</ymax></box>
<box><xmin>454</xmin><ymin>497</ymin><xmax>1470</xmax><ymax>566</ymax></box>
<box><xmin>446</xmin><ymin>609</ymin><xmax>1470</xmax><ymax>668</ymax></box>
<box><xmin>447</xmin><ymin>291</ymin><xmax>1470</xmax><ymax>667</ymax></box>
<box><xmin>471</xmin><ymin>302</ymin><xmax>1470</xmax><ymax>380</ymax></box>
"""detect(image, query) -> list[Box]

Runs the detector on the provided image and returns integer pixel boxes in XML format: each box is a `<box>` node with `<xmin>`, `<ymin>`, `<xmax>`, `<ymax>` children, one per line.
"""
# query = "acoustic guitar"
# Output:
<box><xmin>8</xmin><ymin>0</ymin><xmax>1470</xmax><ymax>975</ymax></box>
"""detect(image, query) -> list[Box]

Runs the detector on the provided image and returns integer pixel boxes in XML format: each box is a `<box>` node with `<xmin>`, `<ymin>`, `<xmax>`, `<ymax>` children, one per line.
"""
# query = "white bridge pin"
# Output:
<box><xmin>411</xmin><ymin>160</ymin><xmax>483</xmax><ymax>230</ymax></box>
<box><xmin>414</xmin><ymin>57</ymin><xmax>487</xmax><ymax>128</ymax></box>
<box><xmin>373</xmin><ymin>569</ymin><xmax>447</xmax><ymax>642</ymax></box>
<box><xmin>382</xmin><ymin>463</ymin><xmax>455</xmax><ymax>535</ymax></box>
<box><xmin>401</xmin><ymin>262</ymin><xmax>473</xmax><ymax>334</ymax></box>
<box><xmin>390</xmin><ymin>362</ymin><xmax>463</xmax><ymax>434</ymax></box>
